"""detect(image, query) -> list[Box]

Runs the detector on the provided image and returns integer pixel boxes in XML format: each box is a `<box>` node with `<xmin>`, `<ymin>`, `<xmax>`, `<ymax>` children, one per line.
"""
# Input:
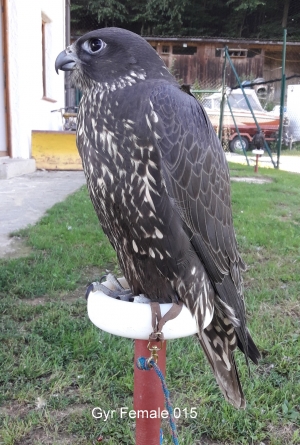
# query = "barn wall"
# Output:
<box><xmin>225</xmin><ymin>48</ymin><xmax>264</xmax><ymax>88</ymax></box>
<box><xmin>148</xmin><ymin>39</ymin><xmax>300</xmax><ymax>105</ymax></box>
<box><xmin>264</xmin><ymin>47</ymin><xmax>300</xmax><ymax>102</ymax></box>
<box><xmin>151</xmin><ymin>41</ymin><xmax>265</xmax><ymax>87</ymax></box>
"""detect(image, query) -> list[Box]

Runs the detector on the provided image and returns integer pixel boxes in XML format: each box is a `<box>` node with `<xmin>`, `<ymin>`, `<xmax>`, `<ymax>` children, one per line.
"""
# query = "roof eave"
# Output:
<box><xmin>143</xmin><ymin>36</ymin><xmax>300</xmax><ymax>46</ymax></box>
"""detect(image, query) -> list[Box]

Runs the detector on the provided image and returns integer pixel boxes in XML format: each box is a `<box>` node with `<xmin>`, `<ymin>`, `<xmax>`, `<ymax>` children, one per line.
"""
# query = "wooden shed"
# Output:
<box><xmin>145</xmin><ymin>36</ymin><xmax>300</xmax><ymax>101</ymax></box>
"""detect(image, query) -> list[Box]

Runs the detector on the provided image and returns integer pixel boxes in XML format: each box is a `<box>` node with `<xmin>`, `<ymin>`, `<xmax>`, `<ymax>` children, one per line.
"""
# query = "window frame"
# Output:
<box><xmin>41</xmin><ymin>16</ymin><xmax>56</xmax><ymax>103</ymax></box>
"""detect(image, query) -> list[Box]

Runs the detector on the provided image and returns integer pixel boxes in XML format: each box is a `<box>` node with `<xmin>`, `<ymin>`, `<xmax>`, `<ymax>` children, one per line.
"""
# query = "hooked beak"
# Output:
<box><xmin>55</xmin><ymin>49</ymin><xmax>77</xmax><ymax>74</ymax></box>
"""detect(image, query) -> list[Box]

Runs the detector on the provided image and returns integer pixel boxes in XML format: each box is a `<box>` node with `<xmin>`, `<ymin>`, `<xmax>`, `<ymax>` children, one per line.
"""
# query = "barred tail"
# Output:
<box><xmin>197</xmin><ymin>310</ymin><xmax>246</xmax><ymax>409</ymax></box>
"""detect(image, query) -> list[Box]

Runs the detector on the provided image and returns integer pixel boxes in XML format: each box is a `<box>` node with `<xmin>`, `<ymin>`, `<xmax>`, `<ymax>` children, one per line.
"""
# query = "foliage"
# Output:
<box><xmin>87</xmin><ymin>0</ymin><xmax>128</xmax><ymax>26</ymax></box>
<box><xmin>130</xmin><ymin>0</ymin><xmax>189</xmax><ymax>35</ymax></box>
<box><xmin>70</xmin><ymin>0</ymin><xmax>300</xmax><ymax>40</ymax></box>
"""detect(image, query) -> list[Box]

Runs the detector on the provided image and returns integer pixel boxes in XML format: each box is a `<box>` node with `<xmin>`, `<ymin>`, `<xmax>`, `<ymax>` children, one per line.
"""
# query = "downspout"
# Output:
<box><xmin>2</xmin><ymin>0</ymin><xmax>12</xmax><ymax>157</ymax></box>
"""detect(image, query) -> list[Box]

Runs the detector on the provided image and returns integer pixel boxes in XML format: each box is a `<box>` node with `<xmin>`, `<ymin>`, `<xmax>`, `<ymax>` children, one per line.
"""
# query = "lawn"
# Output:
<box><xmin>0</xmin><ymin>163</ymin><xmax>299</xmax><ymax>445</ymax></box>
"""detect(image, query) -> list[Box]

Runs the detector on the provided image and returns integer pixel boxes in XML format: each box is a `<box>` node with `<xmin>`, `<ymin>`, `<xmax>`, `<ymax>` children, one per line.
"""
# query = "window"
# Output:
<box><xmin>173</xmin><ymin>46</ymin><xmax>197</xmax><ymax>55</ymax></box>
<box><xmin>227</xmin><ymin>94</ymin><xmax>263</xmax><ymax>112</ymax></box>
<box><xmin>162</xmin><ymin>46</ymin><xmax>170</xmax><ymax>54</ymax></box>
<box><xmin>41</xmin><ymin>14</ymin><xmax>56</xmax><ymax>102</ymax></box>
<box><xmin>228</xmin><ymin>49</ymin><xmax>247</xmax><ymax>58</ymax></box>
<box><xmin>247</xmin><ymin>49</ymin><xmax>261</xmax><ymax>58</ymax></box>
<box><xmin>215</xmin><ymin>48</ymin><xmax>247</xmax><ymax>58</ymax></box>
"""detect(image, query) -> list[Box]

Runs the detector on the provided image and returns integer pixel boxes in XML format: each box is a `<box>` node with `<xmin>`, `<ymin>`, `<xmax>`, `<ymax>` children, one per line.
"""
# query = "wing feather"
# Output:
<box><xmin>149</xmin><ymin>84</ymin><xmax>255</xmax><ymax>360</ymax></box>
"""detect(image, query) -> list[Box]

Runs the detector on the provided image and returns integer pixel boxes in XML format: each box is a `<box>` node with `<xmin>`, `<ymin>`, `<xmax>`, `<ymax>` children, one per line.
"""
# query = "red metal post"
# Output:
<box><xmin>254</xmin><ymin>154</ymin><xmax>259</xmax><ymax>173</ymax></box>
<box><xmin>134</xmin><ymin>340</ymin><xmax>166</xmax><ymax>445</ymax></box>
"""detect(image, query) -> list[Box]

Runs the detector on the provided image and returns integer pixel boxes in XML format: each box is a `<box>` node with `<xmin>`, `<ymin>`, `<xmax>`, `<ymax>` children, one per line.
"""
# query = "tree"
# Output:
<box><xmin>282</xmin><ymin>0</ymin><xmax>290</xmax><ymax>28</ymax></box>
<box><xmin>71</xmin><ymin>0</ymin><xmax>129</xmax><ymax>33</ymax></box>
<box><xmin>88</xmin><ymin>0</ymin><xmax>128</xmax><ymax>27</ymax></box>
<box><xmin>224</xmin><ymin>0</ymin><xmax>266</xmax><ymax>37</ymax></box>
<box><xmin>131</xmin><ymin>0</ymin><xmax>189</xmax><ymax>35</ymax></box>
<box><xmin>70</xmin><ymin>0</ymin><xmax>300</xmax><ymax>40</ymax></box>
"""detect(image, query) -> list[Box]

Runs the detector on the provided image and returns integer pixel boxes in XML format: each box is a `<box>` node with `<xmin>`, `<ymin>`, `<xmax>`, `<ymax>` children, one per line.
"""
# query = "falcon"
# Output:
<box><xmin>252</xmin><ymin>130</ymin><xmax>265</xmax><ymax>150</ymax></box>
<box><xmin>55</xmin><ymin>28</ymin><xmax>260</xmax><ymax>408</ymax></box>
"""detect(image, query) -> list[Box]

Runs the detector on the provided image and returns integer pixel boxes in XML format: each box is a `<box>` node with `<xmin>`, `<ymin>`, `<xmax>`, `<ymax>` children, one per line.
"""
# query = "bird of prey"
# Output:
<box><xmin>252</xmin><ymin>130</ymin><xmax>265</xmax><ymax>151</ymax></box>
<box><xmin>55</xmin><ymin>28</ymin><xmax>260</xmax><ymax>409</ymax></box>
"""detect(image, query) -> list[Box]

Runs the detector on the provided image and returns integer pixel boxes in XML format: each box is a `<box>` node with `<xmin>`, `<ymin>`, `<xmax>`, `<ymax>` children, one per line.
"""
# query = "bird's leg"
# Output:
<box><xmin>85</xmin><ymin>273</ymin><xmax>134</xmax><ymax>301</ymax></box>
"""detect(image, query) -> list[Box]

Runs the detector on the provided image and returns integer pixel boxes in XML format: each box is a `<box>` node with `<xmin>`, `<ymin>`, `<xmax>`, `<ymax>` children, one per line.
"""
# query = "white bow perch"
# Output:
<box><xmin>87</xmin><ymin>277</ymin><xmax>198</xmax><ymax>340</ymax></box>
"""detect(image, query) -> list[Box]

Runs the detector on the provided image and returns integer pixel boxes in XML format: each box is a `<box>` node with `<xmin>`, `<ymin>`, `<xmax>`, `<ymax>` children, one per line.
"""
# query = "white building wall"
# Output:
<box><xmin>0</xmin><ymin>11</ymin><xmax>7</xmax><ymax>154</ymax></box>
<box><xmin>7</xmin><ymin>0</ymin><xmax>65</xmax><ymax>159</ymax></box>
<box><xmin>287</xmin><ymin>85</ymin><xmax>300</xmax><ymax>142</ymax></box>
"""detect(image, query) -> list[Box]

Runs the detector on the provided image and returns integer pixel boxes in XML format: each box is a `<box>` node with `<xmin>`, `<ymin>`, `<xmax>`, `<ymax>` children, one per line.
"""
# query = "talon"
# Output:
<box><xmin>85</xmin><ymin>283</ymin><xmax>95</xmax><ymax>300</ymax></box>
<box><xmin>100</xmin><ymin>274</ymin><xmax>108</xmax><ymax>283</ymax></box>
<box><xmin>85</xmin><ymin>275</ymin><xmax>134</xmax><ymax>301</ymax></box>
<box><xmin>106</xmin><ymin>273</ymin><xmax>126</xmax><ymax>292</ymax></box>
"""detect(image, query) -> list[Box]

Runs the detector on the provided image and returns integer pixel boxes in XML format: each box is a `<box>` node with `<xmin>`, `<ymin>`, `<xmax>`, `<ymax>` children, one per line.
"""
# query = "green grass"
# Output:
<box><xmin>0</xmin><ymin>188</ymin><xmax>118</xmax><ymax>298</ymax></box>
<box><xmin>0</xmin><ymin>165</ymin><xmax>300</xmax><ymax>444</ymax></box>
<box><xmin>279</xmin><ymin>141</ymin><xmax>300</xmax><ymax>155</ymax></box>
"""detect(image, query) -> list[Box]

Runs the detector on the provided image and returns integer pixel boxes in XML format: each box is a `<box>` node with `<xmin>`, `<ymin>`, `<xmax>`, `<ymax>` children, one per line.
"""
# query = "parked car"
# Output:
<box><xmin>202</xmin><ymin>88</ymin><xmax>282</xmax><ymax>152</ymax></box>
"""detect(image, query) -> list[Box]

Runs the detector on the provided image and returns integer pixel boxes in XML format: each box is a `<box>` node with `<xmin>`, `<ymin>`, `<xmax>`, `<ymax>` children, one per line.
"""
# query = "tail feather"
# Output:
<box><xmin>197</xmin><ymin>310</ymin><xmax>246</xmax><ymax>409</ymax></box>
<box><xmin>237</xmin><ymin>329</ymin><xmax>261</xmax><ymax>365</ymax></box>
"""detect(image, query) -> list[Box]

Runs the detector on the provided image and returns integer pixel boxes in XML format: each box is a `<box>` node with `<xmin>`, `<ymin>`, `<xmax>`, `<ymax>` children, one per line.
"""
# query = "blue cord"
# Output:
<box><xmin>136</xmin><ymin>357</ymin><xmax>179</xmax><ymax>445</ymax></box>
<box><xmin>160</xmin><ymin>428</ymin><xmax>164</xmax><ymax>444</ymax></box>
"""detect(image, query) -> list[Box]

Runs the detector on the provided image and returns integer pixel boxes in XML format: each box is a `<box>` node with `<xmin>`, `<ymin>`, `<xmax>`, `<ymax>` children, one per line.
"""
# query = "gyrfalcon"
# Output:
<box><xmin>55</xmin><ymin>28</ymin><xmax>260</xmax><ymax>408</ymax></box>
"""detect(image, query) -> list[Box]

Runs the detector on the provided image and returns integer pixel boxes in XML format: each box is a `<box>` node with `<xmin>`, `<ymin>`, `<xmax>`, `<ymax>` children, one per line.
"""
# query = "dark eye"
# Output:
<box><xmin>89</xmin><ymin>38</ymin><xmax>103</xmax><ymax>53</ymax></box>
<box><xmin>82</xmin><ymin>38</ymin><xmax>106</xmax><ymax>55</ymax></box>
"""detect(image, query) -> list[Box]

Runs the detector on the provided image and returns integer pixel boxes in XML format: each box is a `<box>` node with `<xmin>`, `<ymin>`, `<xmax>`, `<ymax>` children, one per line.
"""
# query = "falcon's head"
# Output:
<box><xmin>55</xmin><ymin>28</ymin><xmax>172</xmax><ymax>91</ymax></box>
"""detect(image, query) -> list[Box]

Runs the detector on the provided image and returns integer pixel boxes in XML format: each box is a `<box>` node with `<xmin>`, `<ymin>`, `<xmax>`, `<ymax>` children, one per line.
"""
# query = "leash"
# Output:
<box><xmin>135</xmin><ymin>301</ymin><xmax>182</xmax><ymax>444</ymax></box>
<box><xmin>136</xmin><ymin>357</ymin><xmax>179</xmax><ymax>445</ymax></box>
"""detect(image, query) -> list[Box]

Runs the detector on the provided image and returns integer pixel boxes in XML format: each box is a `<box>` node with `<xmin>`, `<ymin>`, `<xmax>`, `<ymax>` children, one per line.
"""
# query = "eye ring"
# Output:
<box><xmin>83</xmin><ymin>38</ymin><xmax>106</xmax><ymax>54</ymax></box>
